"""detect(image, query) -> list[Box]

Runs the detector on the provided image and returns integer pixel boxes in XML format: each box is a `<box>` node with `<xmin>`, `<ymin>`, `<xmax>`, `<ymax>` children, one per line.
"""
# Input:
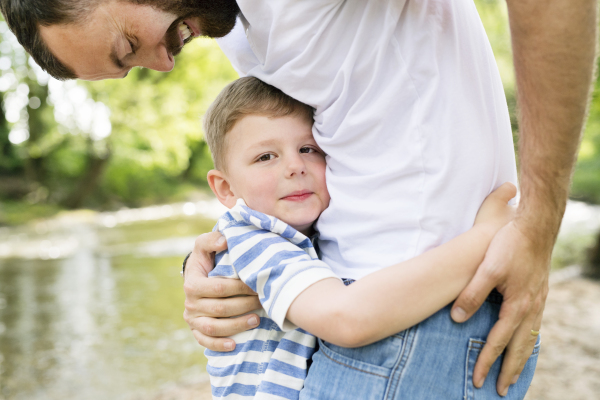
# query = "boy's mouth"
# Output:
<box><xmin>281</xmin><ymin>190</ymin><xmax>313</xmax><ymax>202</ymax></box>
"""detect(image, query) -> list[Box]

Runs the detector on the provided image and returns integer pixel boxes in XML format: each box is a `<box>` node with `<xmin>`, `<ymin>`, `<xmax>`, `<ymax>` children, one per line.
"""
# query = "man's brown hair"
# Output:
<box><xmin>203</xmin><ymin>77</ymin><xmax>314</xmax><ymax>171</ymax></box>
<box><xmin>0</xmin><ymin>0</ymin><xmax>97</xmax><ymax>80</ymax></box>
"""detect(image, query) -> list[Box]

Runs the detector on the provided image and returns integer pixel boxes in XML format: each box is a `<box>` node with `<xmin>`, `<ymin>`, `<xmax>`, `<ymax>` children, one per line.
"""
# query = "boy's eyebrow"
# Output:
<box><xmin>247</xmin><ymin>138</ymin><xmax>279</xmax><ymax>150</ymax></box>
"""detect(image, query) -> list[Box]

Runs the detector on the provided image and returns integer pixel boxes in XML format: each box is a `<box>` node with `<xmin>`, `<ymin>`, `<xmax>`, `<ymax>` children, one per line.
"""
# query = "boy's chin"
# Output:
<box><xmin>290</xmin><ymin>222</ymin><xmax>315</xmax><ymax>236</ymax></box>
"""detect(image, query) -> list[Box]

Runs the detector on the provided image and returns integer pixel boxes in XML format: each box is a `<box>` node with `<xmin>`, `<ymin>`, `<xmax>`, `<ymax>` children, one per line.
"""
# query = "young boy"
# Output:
<box><xmin>202</xmin><ymin>77</ymin><xmax>516</xmax><ymax>400</ymax></box>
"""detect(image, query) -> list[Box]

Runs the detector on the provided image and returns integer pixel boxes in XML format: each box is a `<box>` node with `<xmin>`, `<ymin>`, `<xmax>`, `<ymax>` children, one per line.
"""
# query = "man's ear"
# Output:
<box><xmin>207</xmin><ymin>169</ymin><xmax>238</xmax><ymax>208</ymax></box>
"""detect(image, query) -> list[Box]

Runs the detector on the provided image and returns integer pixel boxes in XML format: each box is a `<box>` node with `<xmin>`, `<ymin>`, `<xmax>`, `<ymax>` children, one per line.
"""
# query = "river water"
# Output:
<box><xmin>0</xmin><ymin>200</ymin><xmax>226</xmax><ymax>400</ymax></box>
<box><xmin>0</xmin><ymin>199</ymin><xmax>599</xmax><ymax>400</ymax></box>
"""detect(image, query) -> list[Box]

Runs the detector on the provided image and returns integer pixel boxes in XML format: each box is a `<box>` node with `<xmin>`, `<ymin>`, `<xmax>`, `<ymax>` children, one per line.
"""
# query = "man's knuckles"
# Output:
<box><xmin>209</xmin><ymin>300</ymin><xmax>228</xmax><ymax>317</ymax></box>
<box><xmin>458</xmin><ymin>290</ymin><xmax>485</xmax><ymax>312</ymax></box>
<box><xmin>183</xmin><ymin>281</ymin><xmax>201</xmax><ymax>297</ymax></box>
<box><xmin>199</xmin><ymin>319</ymin><xmax>217</xmax><ymax>336</ymax></box>
<box><xmin>193</xmin><ymin>233</ymin><xmax>213</xmax><ymax>250</ymax></box>
<box><xmin>489</xmin><ymin>340</ymin><xmax>510</xmax><ymax>357</ymax></box>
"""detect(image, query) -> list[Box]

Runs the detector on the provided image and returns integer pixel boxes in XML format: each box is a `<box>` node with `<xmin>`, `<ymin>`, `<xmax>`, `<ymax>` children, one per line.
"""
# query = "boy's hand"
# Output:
<box><xmin>183</xmin><ymin>232</ymin><xmax>261</xmax><ymax>351</ymax></box>
<box><xmin>474</xmin><ymin>183</ymin><xmax>517</xmax><ymax>233</ymax></box>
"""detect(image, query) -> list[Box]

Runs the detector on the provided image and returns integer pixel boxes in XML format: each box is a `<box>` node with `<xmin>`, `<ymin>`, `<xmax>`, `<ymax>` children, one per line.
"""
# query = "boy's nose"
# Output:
<box><xmin>286</xmin><ymin>156</ymin><xmax>307</xmax><ymax>177</ymax></box>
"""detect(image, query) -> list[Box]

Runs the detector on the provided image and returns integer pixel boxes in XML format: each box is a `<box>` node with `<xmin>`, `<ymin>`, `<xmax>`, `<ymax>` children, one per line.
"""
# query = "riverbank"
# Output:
<box><xmin>145</xmin><ymin>267</ymin><xmax>600</xmax><ymax>400</ymax></box>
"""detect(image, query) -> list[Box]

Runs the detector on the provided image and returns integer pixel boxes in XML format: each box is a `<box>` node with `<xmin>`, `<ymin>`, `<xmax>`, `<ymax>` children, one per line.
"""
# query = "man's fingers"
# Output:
<box><xmin>190</xmin><ymin>314</ymin><xmax>261</xmax><ymax>338</ymax></box>
<box><xmin>452</xmin><ymin>265</ymin><xmax>498</xmax><ymax>323</ymax></box>
<box><xmin>184</xmin><ymin>294</ymin><xmax>261</xmax><ymax>320</ymax></box>
<box><xmin>183</xmin><ymin>232</ymin><xmax>227</xmax><ymax>278</ymax></box>
<box><xmin>193</xmin><ymin>231</ymin><xmax>227</xmax><ymax>255</ymax></box>
<box><xmin>188</xmin><ymin>295</ymin><xmax>261</xmax><ymax>318</ymax></box>
<box><xmin>472</xmin><ymin>301</ymin><xmax>521</xmax><ymax>390</ymax></box>
<box><xmin>494</xmin><ymin>310</ymin><xmax>538</xmax><ymax>396</ymax></box>
<box><xmin>187</xmin><ymin>277</ymin><xmax>258</xmax><ymax>300</ymax></box>
<box><xmin>507</xmin><ymin>303</ymin><xmax>545</xmax><ymax>388</ymax></box>
<box><xmin>192</xmin><ymin>329</ymin><xmax>237</xmax><ymax>352</ymax></box>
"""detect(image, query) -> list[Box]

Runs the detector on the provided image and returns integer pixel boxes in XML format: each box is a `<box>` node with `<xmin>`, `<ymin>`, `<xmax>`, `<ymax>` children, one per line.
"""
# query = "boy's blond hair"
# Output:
<box><xmin>204</xmin><ymin>77</ymin><xmax>314</xmax><ymax>171</ymax></box>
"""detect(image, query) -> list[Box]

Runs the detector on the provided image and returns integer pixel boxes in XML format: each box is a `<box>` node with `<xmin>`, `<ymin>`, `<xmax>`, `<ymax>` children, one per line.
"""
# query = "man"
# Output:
<box><xmin>2</xmin><ymin>0</ymin><xmax>596</xmax><ymax>397</ymax></box>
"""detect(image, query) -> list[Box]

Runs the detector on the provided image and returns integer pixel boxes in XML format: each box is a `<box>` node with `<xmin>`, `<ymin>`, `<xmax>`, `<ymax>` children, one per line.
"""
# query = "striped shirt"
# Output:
<box><xmin>205</xmin><ymin>199</ymin><xmax>340</xmax><ymax>399</ymax></box>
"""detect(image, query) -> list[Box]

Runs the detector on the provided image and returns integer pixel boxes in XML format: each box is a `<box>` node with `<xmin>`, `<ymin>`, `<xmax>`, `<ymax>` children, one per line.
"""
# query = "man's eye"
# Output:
<box><xmin>299</xmin><ymin>147</ymin><xmax>315</xmax><ymax>154</ymax></box>
<box><xmin>258</xmin><ymin>154</ymin><xmax>274</xmax><ymax>162</ymax></box>
<box><xmin>128</xmin><ymin>40</ymin><xmax>136</xmax><ymax>55</ymax></box>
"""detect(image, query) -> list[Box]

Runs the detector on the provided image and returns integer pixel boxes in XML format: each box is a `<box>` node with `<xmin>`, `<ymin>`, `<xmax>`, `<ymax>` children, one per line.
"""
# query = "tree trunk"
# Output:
<box><xmin>586</xmin><ymin>230</ymin><xmax>600</xmax><ymax>279</ymax></box>
<box><xmin>63</xmin><ymin>141</ymin><xmax>112</xmax><ymax>209</ymax></box>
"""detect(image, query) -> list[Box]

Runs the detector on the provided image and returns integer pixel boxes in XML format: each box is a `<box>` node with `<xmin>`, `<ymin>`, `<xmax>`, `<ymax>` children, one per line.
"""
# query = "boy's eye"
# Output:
<box><xmin>258</xmin><ymin>154</ymin><xmax>274</xmax><ymax>162</ymax></box>
<box><xmin>299</xmin><ymin>147</ymin><xmax>315</xmax><ymax>154</ymax></box>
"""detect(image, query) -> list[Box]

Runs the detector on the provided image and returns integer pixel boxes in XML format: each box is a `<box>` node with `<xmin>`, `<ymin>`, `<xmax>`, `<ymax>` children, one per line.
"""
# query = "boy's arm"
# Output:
<box><xmin>287</xmin><ymin>183</ymin><xmax>516</xmax><ymax>347</ymax></box>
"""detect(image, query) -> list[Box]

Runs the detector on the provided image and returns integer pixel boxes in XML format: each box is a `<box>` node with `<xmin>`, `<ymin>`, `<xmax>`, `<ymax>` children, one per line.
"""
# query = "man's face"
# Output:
<box><xmin>222</xmin><ymin>115</ymin><xmax>330</xmax><ymax>235</ymax></box>
<box><xmin>39</xmin><ymin>0</ymin><xmax>239</xmax><ymax>80</ymax></box>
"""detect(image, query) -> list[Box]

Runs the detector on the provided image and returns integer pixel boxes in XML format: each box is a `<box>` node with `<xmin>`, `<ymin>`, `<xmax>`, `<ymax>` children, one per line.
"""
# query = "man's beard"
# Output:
<box><xmin>131</xmin><ymin>0</ymin><xmax>240</xmax><ymax>56</ymax></box>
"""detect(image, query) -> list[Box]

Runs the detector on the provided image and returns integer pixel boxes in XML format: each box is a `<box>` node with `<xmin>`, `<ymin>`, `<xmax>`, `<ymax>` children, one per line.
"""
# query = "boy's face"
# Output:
<box><xmin>217</xmin><ymin>114</ymin><xmax>330</xmax><ymax>235</ymax></box>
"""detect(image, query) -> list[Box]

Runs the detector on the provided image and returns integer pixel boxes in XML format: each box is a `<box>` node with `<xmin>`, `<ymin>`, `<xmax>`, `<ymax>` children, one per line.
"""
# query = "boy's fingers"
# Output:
<box><xmin>492</xmin><ymin>182</ymin><xmax>518</xmax><ymax>202</ymax></box>
<box><xmin>190</xmin><ymin>314</ymin><xmax>261</xmax><ymax>339</ymax></box>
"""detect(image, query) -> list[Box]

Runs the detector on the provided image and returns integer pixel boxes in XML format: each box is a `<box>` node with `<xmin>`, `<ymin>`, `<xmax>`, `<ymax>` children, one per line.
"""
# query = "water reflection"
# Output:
<box><xmin>0</xmin><ymin>199</ymin><xmax>598</xmax><ymax>399</ymax></box>
<box><xmin>0</xmin><ymin>206</ymin><xmax>220</xmax><ymax>400</ymax></box>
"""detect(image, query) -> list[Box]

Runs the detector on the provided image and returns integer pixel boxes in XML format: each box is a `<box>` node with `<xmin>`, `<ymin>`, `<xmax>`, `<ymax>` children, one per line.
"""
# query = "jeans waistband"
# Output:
<box><xmin>341</xmin><ymin>278</ymin><xmax>504</xmax><ymax>304</ymax></box>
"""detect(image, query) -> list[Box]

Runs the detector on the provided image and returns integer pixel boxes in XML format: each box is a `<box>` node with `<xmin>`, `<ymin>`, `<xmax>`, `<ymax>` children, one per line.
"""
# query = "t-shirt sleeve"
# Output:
<box><xmin>215</xmin><ymin>17</ymin><xmax>259</xmax><ymax>77</ymax></box>
<box><xmin>222</xmin><ymin>223</ymin><xmax>339</xmax><ymax>331</ymax></box>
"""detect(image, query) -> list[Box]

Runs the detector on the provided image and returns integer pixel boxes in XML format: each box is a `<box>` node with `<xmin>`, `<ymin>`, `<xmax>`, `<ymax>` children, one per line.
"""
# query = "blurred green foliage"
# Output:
<box><xmin>475</xmin><ymin>0</ymin><xmax>600</xmax><ymax>203</ymax></box>
<box><xmin>1</xmin><ymin>2</ymin><xmax>600</xmax><ymax>225</ymax></box>
<box><xmin>0</xmin><ymin>18</ymin><xmax>236</xmax><ymax>223</ymax></box>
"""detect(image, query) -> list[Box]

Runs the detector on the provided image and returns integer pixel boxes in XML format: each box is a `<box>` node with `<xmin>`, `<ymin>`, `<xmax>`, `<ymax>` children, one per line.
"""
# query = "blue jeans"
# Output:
<box><xmin>299</xmin><ymin>290</ymin><xmax>540</xmax><ymax>400</ymax></box>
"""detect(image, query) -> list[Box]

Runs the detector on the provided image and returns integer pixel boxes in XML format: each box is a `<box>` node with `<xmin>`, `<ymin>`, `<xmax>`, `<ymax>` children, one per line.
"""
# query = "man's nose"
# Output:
<box><xmin>138</xmin><ymin>45</ymin><xmax>174</xmax><ymax>72</ymax></box>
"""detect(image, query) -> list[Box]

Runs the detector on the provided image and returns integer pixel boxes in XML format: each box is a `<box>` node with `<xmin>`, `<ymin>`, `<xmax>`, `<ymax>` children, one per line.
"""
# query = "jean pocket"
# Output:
<box><xmin>464</xmin><ymin>336</ymin><xmax>541</xmax><ymax>400</ymax></box>
<box><xmin>320</xmin><ymin>338</ymin><xmax>400</xmax><ymax>378</ymax></box>
<box><xmin>299</xmin><ymin>339</ymin><xmax>393</xmax><ymax>400</ymax></box>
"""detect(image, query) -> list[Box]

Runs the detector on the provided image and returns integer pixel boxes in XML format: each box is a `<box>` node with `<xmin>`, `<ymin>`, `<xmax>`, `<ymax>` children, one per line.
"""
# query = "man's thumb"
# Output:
<box><xmin>451</xmin><ymin>268</ymin><xmax>495</xmax><ymax>323</ymax></box>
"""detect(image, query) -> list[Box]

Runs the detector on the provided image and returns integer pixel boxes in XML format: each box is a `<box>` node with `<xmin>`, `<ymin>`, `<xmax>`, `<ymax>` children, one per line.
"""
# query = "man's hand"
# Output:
<box><xmin>183</xmin><ymin>231</ymin><xmax>261</xmax><ymax>351</ymax></box>
<box><xmin>451</xmin><ymin>219</ymin><xmax>550</xmax><ymax>397</ymax></box>
<box><xmin>455</xmin><ymin>0</ymin><xmax>597</xmax><ymax>395</ymax></box>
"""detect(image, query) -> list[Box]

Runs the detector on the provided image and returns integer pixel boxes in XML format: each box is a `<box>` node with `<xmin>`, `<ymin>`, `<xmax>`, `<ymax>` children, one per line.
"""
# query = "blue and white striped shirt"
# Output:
<box><xmin>205</xmin><ymin>199</ymin><xmax>340</xmax><ymax>399</ymax></box>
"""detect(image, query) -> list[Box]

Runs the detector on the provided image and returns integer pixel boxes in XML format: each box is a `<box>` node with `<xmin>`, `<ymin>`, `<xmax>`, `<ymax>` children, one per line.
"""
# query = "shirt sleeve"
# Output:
<box><xmin>222</xmin><ymin>222</ymin><xmax>339</xmax><ymax>331</ymax></box>
<box><xmin>215</xmin><ymin>17</ymin><xmax>259</xmax><ymax>77</ymax></box>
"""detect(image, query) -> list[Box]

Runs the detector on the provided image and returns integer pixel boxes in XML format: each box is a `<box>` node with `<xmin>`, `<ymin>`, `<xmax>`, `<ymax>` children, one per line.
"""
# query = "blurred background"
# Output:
<box><xmin>0</xmin><ymin>1</ymin><xmax>599</xmax><ymax>399</ymax></box>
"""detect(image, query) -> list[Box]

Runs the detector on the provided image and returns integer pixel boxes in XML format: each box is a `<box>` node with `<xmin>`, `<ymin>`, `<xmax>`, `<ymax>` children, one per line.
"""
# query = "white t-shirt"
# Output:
<box><xmin>217</xmin><ymin>0</ymin><xmax>517</xmax><ymax>280</ymax></box>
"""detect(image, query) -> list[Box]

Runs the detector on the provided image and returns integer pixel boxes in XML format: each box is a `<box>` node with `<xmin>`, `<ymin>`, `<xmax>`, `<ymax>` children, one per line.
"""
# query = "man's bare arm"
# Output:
<box><xmin>451</xmin><ymin>0</ymin><xmax>598</xmax><ymax>396</ymax></box>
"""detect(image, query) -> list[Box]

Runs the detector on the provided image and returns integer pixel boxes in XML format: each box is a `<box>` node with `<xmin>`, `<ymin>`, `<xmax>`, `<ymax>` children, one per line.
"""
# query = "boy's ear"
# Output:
<box><xmin>207</xmin><ymin>170</ymin><xmax>238</xmax><ymax>208</ymax></box>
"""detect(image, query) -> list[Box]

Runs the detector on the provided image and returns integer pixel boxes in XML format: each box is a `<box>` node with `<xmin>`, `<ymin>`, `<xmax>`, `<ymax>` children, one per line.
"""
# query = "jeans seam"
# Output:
<box><xmin>464</xmin><ymin>341</ymin><xmax>474</xmax><ymax>400</ymax></box>
<box><xmin>320</xmin><ymin>347</ymin><xmax>389</xmax><ymax>379</ymax></box>
<box><xmin>384</xmin><ymin>326</ymin><xmax>417</xmax><ymax>400</ymax></box>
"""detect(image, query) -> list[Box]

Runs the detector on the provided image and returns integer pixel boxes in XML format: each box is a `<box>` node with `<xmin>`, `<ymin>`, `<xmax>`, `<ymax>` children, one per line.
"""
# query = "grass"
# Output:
<box><xmin>0</xmin><ymin>201</ymin><xmax>64</xmax><ymax>226</ymax></box>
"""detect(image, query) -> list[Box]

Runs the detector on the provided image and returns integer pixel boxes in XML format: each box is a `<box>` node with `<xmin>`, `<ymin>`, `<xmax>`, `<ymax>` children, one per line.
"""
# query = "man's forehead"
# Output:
<box><xmin>38</xmin><ymin>7</ymin><xmax>128</xmax><ymax>80</ymax></box>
